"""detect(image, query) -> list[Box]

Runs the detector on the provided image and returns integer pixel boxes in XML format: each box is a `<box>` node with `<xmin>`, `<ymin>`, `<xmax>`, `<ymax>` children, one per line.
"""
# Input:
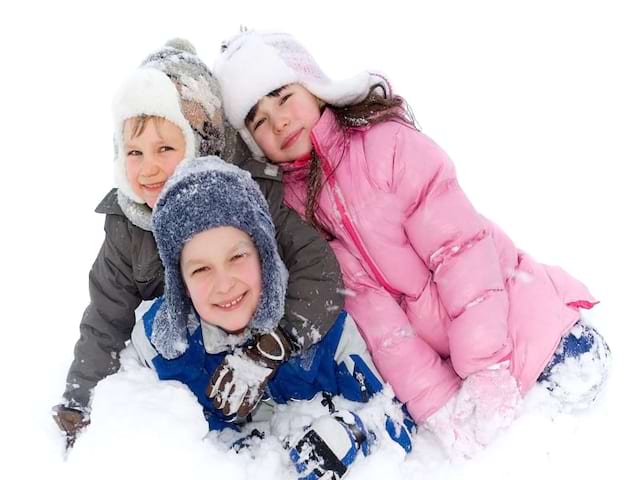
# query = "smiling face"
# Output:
<box><xmin>124</xmin><ymin>117</ymin><xmax>186</xmax><ymax>208</ymax></box>
<box><xmin>180</xmin><ymin>226</ymin><xmax>262</xmax><ymax>334</ymax></box>
<box><xmin>246</xmin><ymin>83</ymin><xmax>322</xmax><ymax>164</ymax></box>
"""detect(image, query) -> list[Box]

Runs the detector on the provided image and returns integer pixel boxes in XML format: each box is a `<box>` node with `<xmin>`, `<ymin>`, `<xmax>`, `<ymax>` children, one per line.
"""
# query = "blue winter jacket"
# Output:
<box><xmin>143</xmin><ymin>298</ymin><xmax>383</xmax><ymax>431</ymax></box>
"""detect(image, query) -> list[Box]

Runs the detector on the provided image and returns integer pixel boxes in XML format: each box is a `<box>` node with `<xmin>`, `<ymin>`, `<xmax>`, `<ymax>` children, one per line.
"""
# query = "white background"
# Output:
<box><xmin>1</xmin><ymin>1</ymin><xmax>638</xmax><ymax>478</ymax></box>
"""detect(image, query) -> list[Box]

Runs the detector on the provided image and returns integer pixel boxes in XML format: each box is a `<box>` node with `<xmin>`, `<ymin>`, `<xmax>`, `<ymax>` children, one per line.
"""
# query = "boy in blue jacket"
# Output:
<box><xmin>131</xmin><ymin>156</ymin><xmax>413</xmax><ymax>479</ymax></box>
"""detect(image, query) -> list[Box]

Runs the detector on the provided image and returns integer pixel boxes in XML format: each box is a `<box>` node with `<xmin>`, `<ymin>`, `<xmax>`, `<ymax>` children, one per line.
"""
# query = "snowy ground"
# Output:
<box><xmin>3</xmin><ymin>1</ymin><xmax>639</xmax><ymax>478</ymax></box>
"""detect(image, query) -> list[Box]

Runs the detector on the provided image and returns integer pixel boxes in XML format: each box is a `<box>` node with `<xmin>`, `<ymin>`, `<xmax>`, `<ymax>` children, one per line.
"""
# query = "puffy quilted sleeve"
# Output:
<box><xmin>389</xmin><ymin>125</ymin><xmax>513</xmax><ymax>378</ymax></box>
<box><xmin>330</xmin><ymin>240</ymin><xmax>460</xmax><ymax>422</ymax></box>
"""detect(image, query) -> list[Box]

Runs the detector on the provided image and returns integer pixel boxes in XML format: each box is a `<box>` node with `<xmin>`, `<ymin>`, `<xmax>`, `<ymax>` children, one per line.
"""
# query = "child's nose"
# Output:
<box><xmin>273</xmin><ymin>114</ymin><xmax>289</xmax><ymax>133</ymax></box>
<box><xmin>212</xmin><ymin>270</ymin><xmax>235</xmax><ymax>295</ymax></box>
<box><xmin>140</xmin><ymin>153</ymin><xmax>161</xmax><ymax>176</ymax></box>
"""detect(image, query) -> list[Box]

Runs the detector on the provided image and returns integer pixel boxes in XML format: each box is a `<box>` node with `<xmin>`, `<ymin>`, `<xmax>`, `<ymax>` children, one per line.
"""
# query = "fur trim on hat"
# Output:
<box><xmin>214</xmin><ymin>31</ymin><xmax>387</xmax><ymax>160</ymax></box>
<box><xmin>150</xmin><ymin>156</ymin><xmax>288</xmax><ymax>359</ymax></box>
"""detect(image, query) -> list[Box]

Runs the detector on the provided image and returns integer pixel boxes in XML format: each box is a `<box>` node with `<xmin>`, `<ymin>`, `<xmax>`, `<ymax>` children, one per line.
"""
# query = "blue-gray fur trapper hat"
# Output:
<box><xmin>150</xmin><ymin>156</ymin><xmax>288</xmax><ymax>359</ymax></box>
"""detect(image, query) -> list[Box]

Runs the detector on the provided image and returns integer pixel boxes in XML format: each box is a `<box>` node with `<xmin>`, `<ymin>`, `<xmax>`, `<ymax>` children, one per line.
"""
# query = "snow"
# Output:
<box><xmin>214</xmin><ymin>352</ymin><xmax>273</xmax><ymax>414</ymax></box>
<box><xmin>3</xmin><ymin>1</ymin><xmax>639</xmax><ymax>479</ymax></box>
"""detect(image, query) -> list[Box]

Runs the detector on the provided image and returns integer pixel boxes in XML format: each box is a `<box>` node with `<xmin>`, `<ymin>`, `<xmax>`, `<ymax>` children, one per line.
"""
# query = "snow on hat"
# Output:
<box><xmin>214</xmin><ymin>30</ymin><xmax>388</xmax><ymax>159</ymax></box>
<box><xmin>149</xmin><ymin>155</ymin><xmax>288</xmax><ymax>359</ymax></box>
<box><xmin>112</xmin><ymin>38</ymin><xmax>225</xmax><ymax>204</ymax></box>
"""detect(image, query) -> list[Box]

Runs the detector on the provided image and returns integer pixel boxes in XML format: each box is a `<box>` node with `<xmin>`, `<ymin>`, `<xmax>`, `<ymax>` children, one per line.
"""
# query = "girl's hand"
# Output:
<box><xmin>456</xmin><ymin>362</ymin><xmax>522</xmax><ymax>446</ymax></box>
<box><xmin>424</xmin><ymin>361</ymin><xmax>522</xmax><ymax>460</ymax></box>
<box><xmin>423</xmin><ymin>393</ymin><xmax>482</xmax><ymax>461</ymax></box>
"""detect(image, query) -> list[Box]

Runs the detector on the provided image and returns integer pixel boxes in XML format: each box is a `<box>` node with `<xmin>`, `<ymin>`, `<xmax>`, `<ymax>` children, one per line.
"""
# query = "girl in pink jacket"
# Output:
<box><xmin>215</xmin><ymin>31</ymin><xmax>611</xmax><ymax>459</ymax></box>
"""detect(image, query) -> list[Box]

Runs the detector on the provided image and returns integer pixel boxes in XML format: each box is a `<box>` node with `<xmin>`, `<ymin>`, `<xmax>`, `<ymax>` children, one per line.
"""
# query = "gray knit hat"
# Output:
<box><xmin>112</xmin><ymin>38</ymin><xmax>225</xmax><ymax>206</ymax></box>
<box><xmin>214</xmin><ymin>30</ymin><xmax>389</xmax><ymax>160</ymax></box>
<box><xmin>150</xmin><ymin>156</ymin><xmax>288</xmax><ymax>359</ymax></box>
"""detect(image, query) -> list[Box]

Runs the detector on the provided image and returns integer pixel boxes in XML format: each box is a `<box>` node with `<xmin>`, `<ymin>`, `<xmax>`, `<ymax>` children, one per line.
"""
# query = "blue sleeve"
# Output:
<box><xmin>144</xmin><ymin>298</ymin><xmax>238</xmax><ymax>432</ymax></box>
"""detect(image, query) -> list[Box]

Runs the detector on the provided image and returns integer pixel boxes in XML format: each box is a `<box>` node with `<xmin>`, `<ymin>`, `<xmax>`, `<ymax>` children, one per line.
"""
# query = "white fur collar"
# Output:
<box><xmin>200</xmin><ymin>320</ymin><xmax>250</xmax><ymax>354</ymax></box>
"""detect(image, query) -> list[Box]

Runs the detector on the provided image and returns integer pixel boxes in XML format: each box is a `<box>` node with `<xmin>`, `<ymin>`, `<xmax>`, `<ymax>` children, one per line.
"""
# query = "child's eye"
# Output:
<box><xmin>160</xmin><ymin>146</ymin><xmax>175</xmax><ymax>153</ymax></box>
<box><xmin>127</xmin><ymin>149</ymin><xmax>142</xmax><ymax>157</ymax></box>
<box><xmin>231</xmin><ymin>252</ymin><xmax>248</xmax><ymax>262</ymax></box>
<box><xmin>192</xmin><ymin>266</ymin><xmax>208</xmax><ymax>275</ymax></box>
<box><xmin>280</xmin><ymin>94</ymin><xmax>292</xmax><ymax>105</ymax></box>
<box><xmin>253</xmin><ymin>118</ymin><xmax>265</xmax><ymax>132</ymax></box>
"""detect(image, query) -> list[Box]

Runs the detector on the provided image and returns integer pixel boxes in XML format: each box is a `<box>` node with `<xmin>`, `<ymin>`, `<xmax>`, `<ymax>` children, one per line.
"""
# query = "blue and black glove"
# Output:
<box><xmin>290</xmin><ymin>410</ymin><xmax>371</xmax><ymax>480</ymax></box>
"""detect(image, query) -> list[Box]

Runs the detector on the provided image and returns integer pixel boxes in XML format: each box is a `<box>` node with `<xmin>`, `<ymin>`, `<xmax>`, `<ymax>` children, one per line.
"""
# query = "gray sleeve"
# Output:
<box><xmin>259</xmin><ymin>179</ymin><xmax>345</xmax><ymax>353</ymax></box>
<box><xmin>130</xmin><ymin>312</ymin><xmax>158</xmax><ymax>369</ymax></box>
<box><xmin>62</xmin><ymin>215</ymin><xmax>142</xmax><ymax>410</ymax></box>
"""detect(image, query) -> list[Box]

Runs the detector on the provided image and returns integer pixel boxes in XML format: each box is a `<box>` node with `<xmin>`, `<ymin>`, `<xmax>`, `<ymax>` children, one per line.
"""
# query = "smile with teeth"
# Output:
<box><xmin>216</xmin><ymin>293</ymin><xmax>246</xmax><ymax>309</ymax></box>
<box><xmin>141</xmin><ymin>181</ymin><xmax>165</xmax><ymax>190</ymax></box>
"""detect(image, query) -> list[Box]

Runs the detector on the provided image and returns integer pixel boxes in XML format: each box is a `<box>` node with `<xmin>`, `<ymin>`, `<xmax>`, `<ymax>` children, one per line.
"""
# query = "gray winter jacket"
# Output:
<box><xmin>63</xmin><ymin>159</ymin><xmax>344</xmax><ymax>409</ymax></box>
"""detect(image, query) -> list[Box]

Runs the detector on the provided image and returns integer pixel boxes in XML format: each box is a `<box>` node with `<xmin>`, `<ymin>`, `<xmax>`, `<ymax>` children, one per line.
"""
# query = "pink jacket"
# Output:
<box><xmin>281</xmin><ymin>109</ymin><xmax>597</xmax><ymax>423</ymax></box>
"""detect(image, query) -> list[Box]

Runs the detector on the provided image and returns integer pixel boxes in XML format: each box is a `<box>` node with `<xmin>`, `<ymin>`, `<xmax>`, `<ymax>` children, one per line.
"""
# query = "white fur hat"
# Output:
<box><xmin>214</xmin><ymin>31</ymin><xmax>387</xmax><ymax>159</ymax></box>
<box><xmin>112</xmin><ymin>39</ymin><xmax>225</xmax><ymax>204</ymax></box>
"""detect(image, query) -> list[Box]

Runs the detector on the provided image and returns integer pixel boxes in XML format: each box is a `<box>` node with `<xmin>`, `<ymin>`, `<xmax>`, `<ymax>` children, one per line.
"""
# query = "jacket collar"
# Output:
<box><xmin>95</xmin><ymin>189</ymin><xmax>122</xmax><ymax>215</ymax></box>
<box><xmin>117</xmin><ymin>191</ymin><xmax>153</xmax><ymax>231</ymax></box>
<box><xmin>280</xmin><ymin>108</ymin><xmax>347</xmax><ymax>183</ymax></box>
<box><xmin>236</xmin><ymin>156</ymin><xmax>283</xmax><ymax>182</ymax></box>
<box><xmin>200</xmin><ymin>319</ymin><xmax>250</xmax><ymax>354</ymax></box>
<box><xmin>95</xmin><ymin>188</ymin><xmax>153</xmax><ymax>232</ymax></box>
<box><xmin>311</xmin><ymin>108</ymin><xmax>349</xmax><ymax>168</ymax></box>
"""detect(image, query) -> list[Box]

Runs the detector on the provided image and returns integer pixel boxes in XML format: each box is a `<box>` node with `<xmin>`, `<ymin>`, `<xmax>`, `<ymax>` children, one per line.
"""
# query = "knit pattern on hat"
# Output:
<box><xmin>112</xmin><ymin>39</ymin><xmax>225</xmax><ymax>212</ymax></box>
<box><xmin>214</xmin><ymin>30</ymin><xmax>388</xmax><ymax>159</ymax></box>
<box><xmin>150</xmin><ymin>156</ymin><xmax>288</xmax><ymax>359</ymax></box>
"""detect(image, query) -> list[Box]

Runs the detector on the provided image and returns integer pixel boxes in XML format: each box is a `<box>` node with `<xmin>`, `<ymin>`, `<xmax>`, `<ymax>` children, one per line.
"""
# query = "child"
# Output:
<box><xmin>52</xmin><ymin>39</ymin><xmax>345</xmax><ymax>449</ymax></box>
<box><xmin>131</xmin><ymin>155</ymin><xmax>413</xmax><ymax>479</ymax></box>
<box><xmin>214</xmin><ymin>31</ymin><xmax>611</xmax><ymax>458</ymax></box>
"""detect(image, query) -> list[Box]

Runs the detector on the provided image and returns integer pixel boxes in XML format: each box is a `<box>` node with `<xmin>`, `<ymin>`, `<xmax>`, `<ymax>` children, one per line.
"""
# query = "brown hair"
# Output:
<box><xmin>243</xmin><ymin>82</ymin><xmax>417</xmax><ymax>233</ymax></box>
<box><xmin>245</xmin><ymin>86</ymin><xmax>287</xmax><ymax>127</ymax></box>
<box><xmin>125</xmin><ymin>115</ymin><xmax>167</xmax><ymax>140</ymax></box>
<box><xmin>305</xmin><ymin>84</ymin><xmax>417</xmax><ymax>232</ymax></box>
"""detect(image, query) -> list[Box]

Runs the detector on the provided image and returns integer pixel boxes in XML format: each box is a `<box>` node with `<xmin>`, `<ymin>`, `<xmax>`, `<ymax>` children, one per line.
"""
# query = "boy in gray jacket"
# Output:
<box><xmin>52</xmin><ymin>39</ymin><xmax>344</xmax><ymax>448</ymax></box>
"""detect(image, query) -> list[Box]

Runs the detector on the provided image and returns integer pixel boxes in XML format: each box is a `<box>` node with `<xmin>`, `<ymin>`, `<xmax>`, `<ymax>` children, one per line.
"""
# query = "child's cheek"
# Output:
<box><xmin>198</xmin><ymin>282</ymin><xmax>212</xmax><ymax>303</ymax></box>
<box><xmin>252</xmin><ymin>131</ymin><xmax>270</xmax><ymax>153</ymax></box>
<box><xmin>125</xmin><ymin>158</ymin><xmax>140</xmax><ymax>187</ymax></box>
<box><xmin>237</xmin><ymin>257</ymin><xmax>262</xmax><ymax>292</ymax></box>
<box><xmin>187</xmin><ymin>279</ymin><xmax>209</xmax><ymax>305</ymax></box>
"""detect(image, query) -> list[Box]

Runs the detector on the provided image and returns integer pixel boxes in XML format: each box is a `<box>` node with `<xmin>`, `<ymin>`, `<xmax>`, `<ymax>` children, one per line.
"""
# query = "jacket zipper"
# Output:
<box><xmin>311</xmin><ymin>133</ymin><xmax>403</xmax><ymax>297</ymax></box>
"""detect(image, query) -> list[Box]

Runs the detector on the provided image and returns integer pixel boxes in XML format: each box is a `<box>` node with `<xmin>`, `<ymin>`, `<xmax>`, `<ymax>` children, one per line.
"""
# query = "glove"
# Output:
<box><xmin>456</xmin><ymin>362</ymin><xmax>522</xmax><ymax>445</ymax></box>
<box><xmin>425</xmin><ymin>361</ymin><xmax>522</xmax><ymax>460</ymax></box>
<box><xmin>290</xmin><ymin>410</ymin><xmax>371</xmax><ymax>480</ymax></box>
<box><xmin>51</xmin><ymin>404</ymin><xmax>90</xmax><ymax>449</ymax></box>
<box><xmin>206</xmin><ymin>328</ymin><xmax>291</xmax><ymax>418</ymax></box>
<box><xmin>424</xmin><ymin>393</ymin><xmax>482</xmax><ymax>461</ymax></box>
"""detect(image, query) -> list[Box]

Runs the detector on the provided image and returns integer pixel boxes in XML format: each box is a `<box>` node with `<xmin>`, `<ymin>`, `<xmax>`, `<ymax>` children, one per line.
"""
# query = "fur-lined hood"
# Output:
<box><xmin>149</xmin><ymin>156</ymin><xmax>288</xmax><ymax>359</ymax></box>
